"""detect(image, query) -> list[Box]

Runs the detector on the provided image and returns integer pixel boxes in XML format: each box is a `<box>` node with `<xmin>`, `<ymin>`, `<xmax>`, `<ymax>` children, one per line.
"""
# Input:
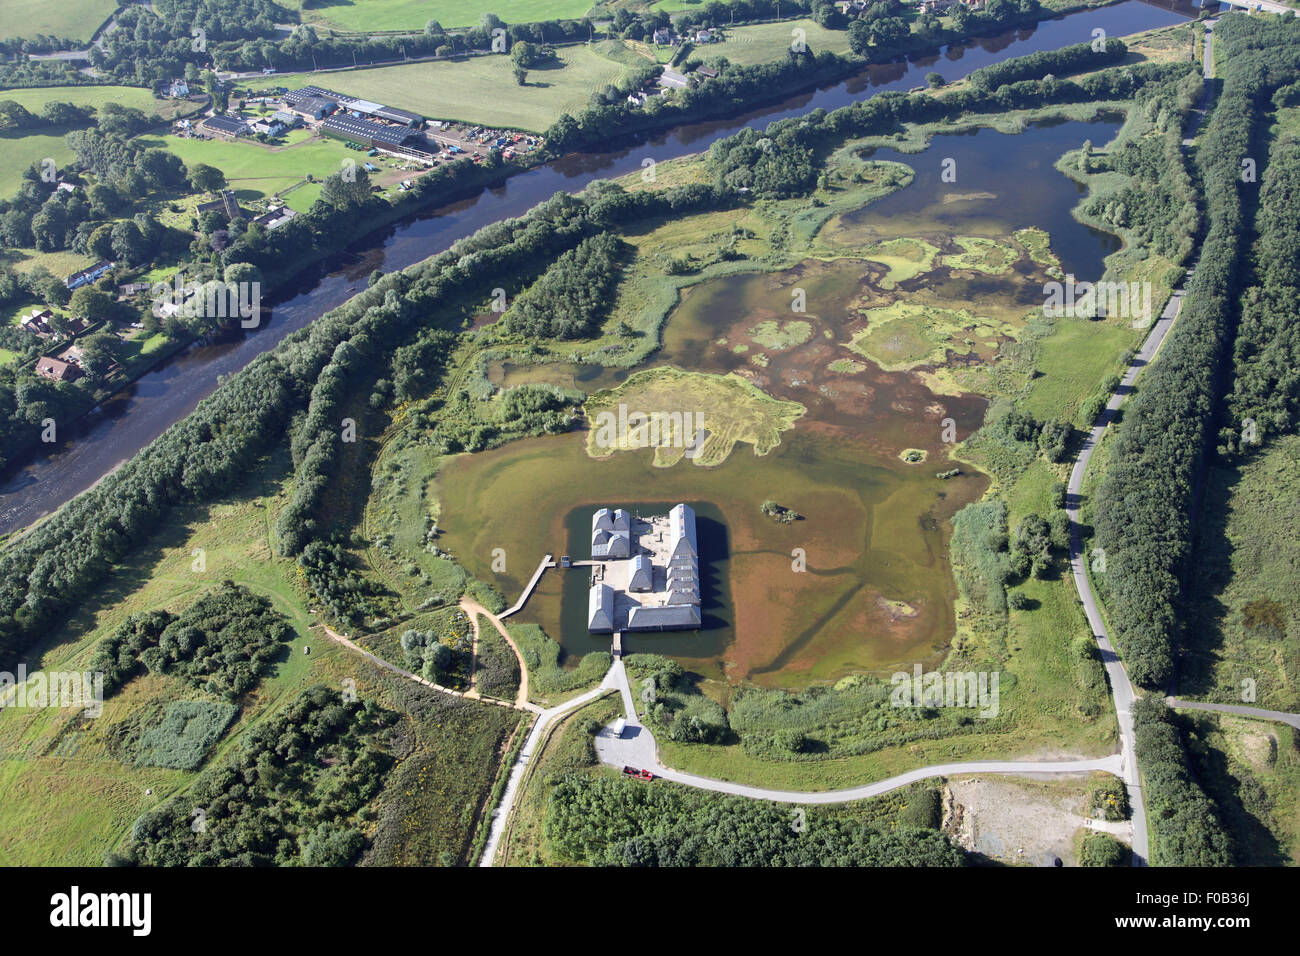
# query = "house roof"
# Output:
<box><xmin>627</xmin><ymin>604</ymin><xmax>701</xmax><ymax>630</ymax></box>
<box><xmin>203</xmin><ymin>115</ymin><xmax>249</xmax><ymax>135</ymax></box>
<box><xmin>36</xmin><ymin>356</ymin><xmax>80</xmax><ymax>381</ymax></box>
<box><xmin>588</xmin><ymin>583</ymin><xmax>615</xmax><ymax>632</ymax></box>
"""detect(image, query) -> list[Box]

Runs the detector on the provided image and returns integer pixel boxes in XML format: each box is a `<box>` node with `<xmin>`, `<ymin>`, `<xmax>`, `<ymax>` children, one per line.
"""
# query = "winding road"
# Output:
<box><xmin>594</xmin><ymin>660</ymin><xmax>1124</xmax><ymax>803</ymax></box>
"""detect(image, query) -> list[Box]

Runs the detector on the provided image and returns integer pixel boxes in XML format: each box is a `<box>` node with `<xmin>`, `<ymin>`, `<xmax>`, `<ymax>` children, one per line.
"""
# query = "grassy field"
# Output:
<box><xmin>1184</xmin><ymin>436</ymin><xmax>1300</xmax><ymax>713</ymax></box>
<box><xmin>140</xmin><ymin>133</ymin><xmax>365</xmax><ymax>210</ymax></box>
<box><xmin>282</xmin><ymin>43</ymin><xmax>629</xmax><ymax>132</ymax></box>
<box><xmin>706</xmin><ymin>18</ymin><xmax>854</xmax><ymax>66</ymax></box>
<box><xmin>1183</xmin><ymin>712</ymin><xmax>1300</xmax><ymax>865</ymax></box>
<box><xmin>0</xmin><ymin>87</ymin><xmax>165</xmax><ymax>197</ymax></box>
<box><xmin>296</xmin><ymin>0</ymin><xmax>596</xmax><ymax>32</ymax></box>
<box><xmin>0</xmin><ymin>0</ymin><xmax>116</xmax><ymax>43</ymax></box>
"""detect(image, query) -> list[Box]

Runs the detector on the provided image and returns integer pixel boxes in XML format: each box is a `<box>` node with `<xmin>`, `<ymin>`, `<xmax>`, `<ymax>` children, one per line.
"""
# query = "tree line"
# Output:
<box><xmin>546</xmin><ymin>774</ymin><xmax>966</xmax><ymax>867</ymax></box>
<box><xmin>1094</xmin><ymin>14</ymin><xmax>1300</xmax><ymax>690</ymax></box>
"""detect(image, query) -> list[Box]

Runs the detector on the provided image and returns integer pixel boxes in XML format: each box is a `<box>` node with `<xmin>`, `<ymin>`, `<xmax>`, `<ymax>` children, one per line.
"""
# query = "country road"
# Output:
<box><xmin>1165</xmin><ymin>698</ymin><xmax>1300</xmax><ymax>730</ymax></box>
<box><xmin>479</xmin><ymin>674</ymin><xmax>619</xmax><ymax>867</ymax></box>
<box><xmin>1064</xmin><ymin>285</ymin><xmax>1184</xmax><ymax>866</ymax></box>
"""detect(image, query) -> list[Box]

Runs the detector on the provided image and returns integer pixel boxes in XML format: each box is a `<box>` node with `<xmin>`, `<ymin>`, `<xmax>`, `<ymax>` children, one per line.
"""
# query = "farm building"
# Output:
<box><xmin>289</xmin><ymin>86</ymin><xmax>424</xmax><ymax>126</ymax></box>
<box><xmin>201</xmin><ymin>115</ymin><xmax>250</xmax><ymax>138</ymax></box>
<box><xmin>320</xmin><ymin>115</ymin><xmax>423</xmax><ymax>149</ymax></box>
<box><xmin>283</xmin><ymin>90</ymin><xmax>338</xmax><ymax>120</ymax></box>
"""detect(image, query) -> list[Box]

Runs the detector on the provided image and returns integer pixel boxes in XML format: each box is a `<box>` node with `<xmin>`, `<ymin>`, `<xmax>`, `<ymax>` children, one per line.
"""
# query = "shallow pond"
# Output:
<box><xmin>436</xmin><ymin>117</ymin><xmax>1122</xmax><ymax>687</ymax></box>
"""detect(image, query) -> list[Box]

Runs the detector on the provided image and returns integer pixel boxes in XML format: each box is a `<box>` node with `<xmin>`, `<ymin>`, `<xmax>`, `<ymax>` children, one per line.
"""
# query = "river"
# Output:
<box><xmin>0</xmin><ymin>0</ymin><xmax>1193</xmax><ymax>535</ymax></box>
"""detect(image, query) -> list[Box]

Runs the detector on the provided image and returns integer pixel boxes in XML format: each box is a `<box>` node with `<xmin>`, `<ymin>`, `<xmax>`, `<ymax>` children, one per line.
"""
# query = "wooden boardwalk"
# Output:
<box><xmin>499</xmin><ymin>554</ymin><xmax>554</xmax><ymax>619</ymax></box>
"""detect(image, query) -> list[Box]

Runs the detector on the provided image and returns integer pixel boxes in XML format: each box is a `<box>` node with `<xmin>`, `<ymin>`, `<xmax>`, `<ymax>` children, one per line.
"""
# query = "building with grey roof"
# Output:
<box><xmin>588</xmin><ymin>583</ymin><xmax>615</xmax><ymax>633</ymax></box>
<box><xmin>319</xmin><ymin>114</ymin><xmax>423</xmax><ymax>148</ymax></box>
<box><xmin>628</xmin><ymin>604</ymin><xmax>702</xmax><ymax>631</ymax></box>
<box><xmin>585</xmin><ymin>503</ymin><xmax>702</xmax><ymax>634</ymax></box>
<box><xmin>591</xmin><ymin>507</ymin><xmax>632</xmax><ymax>559</ymax></box>
<box><xmin>201</xmin><ymin>114</ymin><xmax>249</xmax><ymax>138</ymax></box>
<box><xmin>629</xmin><ymin>555</ymin><xmax>653</xmax><ymax>592</ymax></box>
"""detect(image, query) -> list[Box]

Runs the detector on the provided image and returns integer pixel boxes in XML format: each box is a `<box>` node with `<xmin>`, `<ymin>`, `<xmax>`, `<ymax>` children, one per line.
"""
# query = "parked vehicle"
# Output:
<box><xmin>622</xmin><ymin>766</ymin><xmax>654</xmax><ymax>781</ymax></box>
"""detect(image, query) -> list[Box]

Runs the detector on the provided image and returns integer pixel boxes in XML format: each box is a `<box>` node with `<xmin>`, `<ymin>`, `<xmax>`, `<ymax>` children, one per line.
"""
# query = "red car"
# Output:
<box><xmin>622</xmin><ymin>766</ymin><xmax>655</xmax><ymax>781</ymax></box>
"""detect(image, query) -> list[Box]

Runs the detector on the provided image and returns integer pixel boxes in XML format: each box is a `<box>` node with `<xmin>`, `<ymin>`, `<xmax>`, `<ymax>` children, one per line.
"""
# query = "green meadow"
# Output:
<box><xmin>0</xmin><ymin>0</ymin><xmax>117</xmax><ymax>43</ymax></box>
<box><xmin>281</xmin><ymin>43</ymin><xmax>629</xmax><ymax>132</ymax></box>
<box><xmin>296</xmin><ymin>0</ymin><xmax>596</xmax><ymax>32</ymax></box>
<box><xmin>0</xmin><ymin>87</ymin><xmax>165</xmax><ymax>196</ymax></box>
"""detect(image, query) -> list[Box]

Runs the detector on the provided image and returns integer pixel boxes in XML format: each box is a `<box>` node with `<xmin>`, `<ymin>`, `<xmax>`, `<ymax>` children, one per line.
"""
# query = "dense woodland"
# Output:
<box><xmin>1224</xmin><ymin>85</ymin><xmax>1300</xmax><ymax>448</ymax></box>
<box><xmin>1094</xmin><ymin>15</ymin><xmax>1300</xmax><ymax>691</ymax></box>
<box><xmin>1133</xmin><ymin>697</ymin><xmax>1234</xmax><ymax>866</ymax></box>
<box><xmin>545</xmin><ymin>775</ymin><xmax>965</xmax><ymax>866</ymax></box>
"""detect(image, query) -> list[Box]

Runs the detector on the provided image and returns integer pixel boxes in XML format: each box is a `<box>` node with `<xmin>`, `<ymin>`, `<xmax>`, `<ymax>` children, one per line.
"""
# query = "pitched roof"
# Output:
<box><xmin>627</xmin><ymin>604</ymin><xmax>701</xmax><ymax>630</ymax></box>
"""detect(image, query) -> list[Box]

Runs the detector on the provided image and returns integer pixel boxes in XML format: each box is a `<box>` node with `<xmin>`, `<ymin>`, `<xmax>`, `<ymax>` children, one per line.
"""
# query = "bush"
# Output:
<box><xmin>1079</xmin><ymin>831</ymin><xmax>1130</xmax><ymax>867</ymax></box>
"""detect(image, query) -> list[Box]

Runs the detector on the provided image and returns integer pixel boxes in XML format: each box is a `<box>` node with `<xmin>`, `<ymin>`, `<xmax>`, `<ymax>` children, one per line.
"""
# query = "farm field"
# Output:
<box><xmin>0</xmin><ymin>129</ymin><xmax>75</xmax><ymax>198</ymax></box>
<box><xmin>0</xmin><ymin>85</ymin><xmax>161</xmax><ymax>115</ymax></box>
<box><xmin>295</xmin><ymin>0</ymin><xmax>597</xmax><ymax>32</ymax></box>
<box><xmin>0</xmin><ymin>0</ymin><xmax>117</xmax><ymax>43</ymax></box>
<box><xmin>282</xmin><ymin>44</ymin><xmax>629</xmax><ymax>131</ymax></box>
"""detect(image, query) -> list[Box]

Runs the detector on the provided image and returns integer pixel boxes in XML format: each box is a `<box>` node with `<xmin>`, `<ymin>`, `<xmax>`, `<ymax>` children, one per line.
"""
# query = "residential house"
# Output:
<box><xmin>35</xmin><ymin>357</ymin><xmax>81</xmax><ymax>382</ymax></box>
<box><xmin>250</xmin><ymin>118</ymin><xmax>287</xmax><ymax>137</ymax></box>
<box><xmin>652</xmin><ymin>27</ymin><xmax>673</xmax><ymax>44</ymax></box>
<box><xmin>252</xmin><ymin>206</ymin><xmax>297</xmax><ymax>231</ymax></box>
<box><xmin>65</xmin><ymin>260</ymin><xmax>112</xmax><ymax>290</ymax></box>
<box><xmin>169</xmin><ymin>78</ymin><xmax>190</xmax><ymax>98</ymax></box>
<box><xmin>20</xmin><ymin>309</ymin><xmax>53</xmax><ymax>336</ymax></box>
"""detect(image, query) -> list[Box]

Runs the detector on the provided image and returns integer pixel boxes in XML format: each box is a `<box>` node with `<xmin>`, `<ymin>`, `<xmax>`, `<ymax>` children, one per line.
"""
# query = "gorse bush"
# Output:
<box><xmin>91</xmin><ymin>581</ymin><xmax>292</xmax><ymax>699</ymax></box>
